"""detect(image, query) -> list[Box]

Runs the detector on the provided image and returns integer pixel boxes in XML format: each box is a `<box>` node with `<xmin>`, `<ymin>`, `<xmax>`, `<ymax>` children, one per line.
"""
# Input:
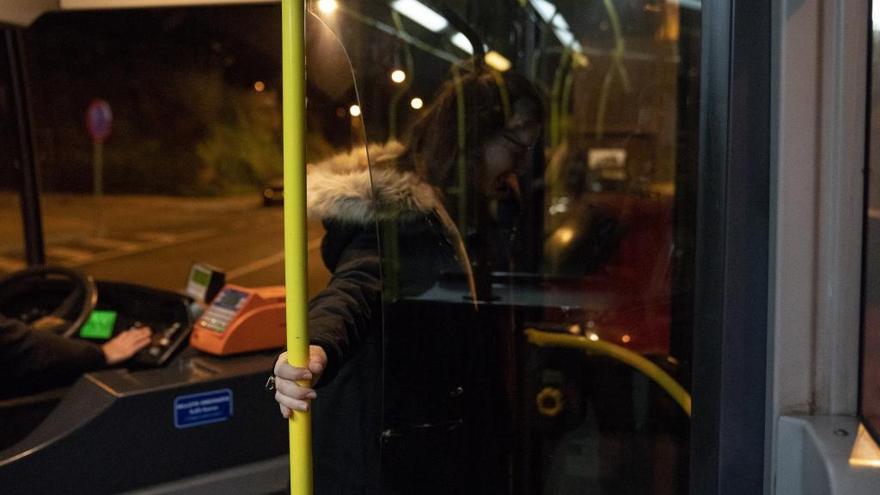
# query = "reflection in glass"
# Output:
<box><xmin>17</xmin><ymin>1</ymin><xmax>701</xmax><ymax>493</ymax></box>
<box><xmin>308</xmin><ymin>1</ymin><xmax>700</xmax><ymax>493</ymax></box>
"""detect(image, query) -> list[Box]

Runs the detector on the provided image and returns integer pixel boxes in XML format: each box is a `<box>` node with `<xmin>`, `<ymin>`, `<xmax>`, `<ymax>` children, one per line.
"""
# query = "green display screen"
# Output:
<box><xmin>192</xmin><ymin>268</ymin><xmax>210</xmax><ymax>286</ymax></box>
<box><xmin>79</xmin><ymin>310</ymin><xmax>118</xmax><ymax>340</ymax></box>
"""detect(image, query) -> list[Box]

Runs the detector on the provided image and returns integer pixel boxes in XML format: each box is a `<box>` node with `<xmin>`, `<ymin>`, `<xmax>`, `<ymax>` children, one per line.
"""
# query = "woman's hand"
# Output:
<box><xmin>274</xmin><ymin>345</ymin><xmax>328</xmax><ymax>418</ymax></box>
<box><xmin>101</xmin><ymin>326</ymin><xmax>152</xmax><ymax>365</ymax></box>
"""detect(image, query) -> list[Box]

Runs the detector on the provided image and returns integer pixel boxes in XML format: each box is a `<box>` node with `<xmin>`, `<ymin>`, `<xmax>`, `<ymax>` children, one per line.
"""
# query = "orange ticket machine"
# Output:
<box><xmin>190</xmin><ymin>284</ymin><xmax>286</xmax><ymax>356</ymax></box>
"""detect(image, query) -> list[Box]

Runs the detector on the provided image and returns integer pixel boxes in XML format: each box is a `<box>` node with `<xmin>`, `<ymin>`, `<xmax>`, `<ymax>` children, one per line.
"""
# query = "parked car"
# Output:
<box><xmin>263</xmin><ymin>177</ymin><xmax>283</xmax><ymax>206</ymax></box>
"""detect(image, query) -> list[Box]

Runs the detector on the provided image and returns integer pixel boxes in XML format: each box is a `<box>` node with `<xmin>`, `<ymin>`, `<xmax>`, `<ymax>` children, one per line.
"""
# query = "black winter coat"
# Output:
<box><xmin>303</xmin><ymin>143</ymin><xmax>473</xmax><ymax>494</ymax></box>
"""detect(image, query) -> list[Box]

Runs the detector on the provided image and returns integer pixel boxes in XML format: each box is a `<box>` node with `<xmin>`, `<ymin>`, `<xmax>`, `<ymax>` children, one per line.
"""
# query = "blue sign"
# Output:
<box><xmin>174</xmin><ymin>389</ymin><xmax>233</xmax><ymax>429</ymax></box>
<box><xmin>85</xmin><ymin>99</ymin><xmax>113</xmax><ymax>141</ymax></box>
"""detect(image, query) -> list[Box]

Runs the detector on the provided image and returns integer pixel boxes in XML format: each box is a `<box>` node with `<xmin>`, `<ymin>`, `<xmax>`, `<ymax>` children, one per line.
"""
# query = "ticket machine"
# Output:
<box><xmin>190</xmin><ymin>284</ymin><xmax>286</xmax><ymax>356</ymax></box>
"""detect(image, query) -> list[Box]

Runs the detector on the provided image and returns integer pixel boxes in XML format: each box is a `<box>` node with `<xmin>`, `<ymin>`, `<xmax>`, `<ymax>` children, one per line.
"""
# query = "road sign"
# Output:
<box><xmin>86</xmin><ymin>99</ymin><xmax>112</xmax><ymax>142</ymax></box>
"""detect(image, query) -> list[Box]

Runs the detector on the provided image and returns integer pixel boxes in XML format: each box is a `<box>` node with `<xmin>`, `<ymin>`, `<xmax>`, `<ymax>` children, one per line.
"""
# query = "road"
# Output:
<box><xmin>0</xmin><ymin>193</ymin><xmax>330</xmax><ymax>297</ymax></box>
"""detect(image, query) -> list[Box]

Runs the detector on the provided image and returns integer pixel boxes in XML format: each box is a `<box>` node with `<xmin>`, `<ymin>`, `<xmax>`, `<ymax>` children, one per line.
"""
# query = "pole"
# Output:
<box><xmin>93</xmin><ymin>139</ymin><xmax>106</xmax><ymax>236</ymax></box>
<box><xmin>281</xmin><ymin>1</ymin><xmax>312</xmax><ymax>494</ymax></box>
<box><xmin>6</xmin><ymin>29</ymin><xmax>45</xmax><ymax>265</ymax></box>
<box><xmin>93</xmin><ymin>139</ymin><xmax>103</xmax><ymax>199</ymax></box>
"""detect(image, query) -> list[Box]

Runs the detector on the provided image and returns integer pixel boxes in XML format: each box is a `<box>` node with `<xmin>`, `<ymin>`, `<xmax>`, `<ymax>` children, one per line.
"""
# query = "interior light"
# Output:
<box><xmin>552</xmin><ymin>14</ymin><xmax>569</xmax><ymax>31</ymax></box>
<box><xmin>554</xmin><ymin>27</ymin><xmax>575</xmax><ymax>47</ymax></box>
<box><xmin>349</xmin><ymin>104</ymin><xmax>361</xmax><ymax>117</ymax></box>
<box><xmin>317</xmin><ymin>0</ymin><xmax>338</xmax><ymax>14</ymax></box>
<box><xmin>253</xmin><ymin>81</ymin><xmax>265</xmax><ymax>92</ymax></box>
<box><xmin>391</xmin><ymin>0</ymin><xmax>449</xmax><ymax>32</ymax></box>
<box><xmin>484</xmin><ymin>51</ymin><xmax>512</xmax><ymax>72</ymax></box>
<box><xmin>410</xmin><ymin>97</ymin><xmax>424</xmax><ymax>110</ymax></box>
<box><xmin>529</xmin><ymin>0</ymin><xmax>580</xmax><ymax>49</ymax></box>
<box><xmin>587</xmin><ymin>332</ymin><xmax>600</xmax><ymax>342</ymax></box>
<box><xmin>621</xmin><ymin>335</ymin><xmax>631</xmax><ymax>343</ymax></box>
<box><xmin>529</xmin><ymin>0</ymin><xmax>557</xmax><ymax>23</ymax></box>
<box><xmin>391</xmin><ymin>69</ymin><xmax>407</xmax><ymax>83</ymax></box>
<box><xmin>450</xmin><ymin>32</ymin><xmax>473</xmax><ymax>54</ymax></box>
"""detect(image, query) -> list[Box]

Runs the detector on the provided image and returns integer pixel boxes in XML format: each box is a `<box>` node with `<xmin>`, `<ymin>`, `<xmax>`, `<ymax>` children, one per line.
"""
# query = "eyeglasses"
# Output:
<box><xmin>500</xmin><ymin>128</ymin><xmax>536</xmax><ymax>155</ymax></box>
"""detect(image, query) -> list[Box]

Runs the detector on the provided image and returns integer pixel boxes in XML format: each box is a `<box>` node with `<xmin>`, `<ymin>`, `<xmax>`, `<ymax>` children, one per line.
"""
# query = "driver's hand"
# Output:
<box><xmin>32</xmin><ymin>315</ymin><xmax>67</xmax><ymax>332</ymax></box>
<box><xmin>101</xmin><ymin>327</ymin><xmax>152</xmax><ymax>365</ymax></box>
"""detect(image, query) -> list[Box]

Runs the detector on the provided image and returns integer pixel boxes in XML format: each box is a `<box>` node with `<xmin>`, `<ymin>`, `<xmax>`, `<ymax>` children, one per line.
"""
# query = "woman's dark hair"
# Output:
<box><xmin>400</xmin><ymin>69</ymin><xmax>543</xmax><ymax>188</ymax></box>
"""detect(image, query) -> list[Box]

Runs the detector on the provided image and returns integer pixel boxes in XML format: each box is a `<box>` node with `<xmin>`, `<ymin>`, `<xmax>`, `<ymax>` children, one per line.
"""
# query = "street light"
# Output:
<box><xmin>349</xmin><ymin>104</ymin><xmax>362</xmax><ymax>117</ymax></box>
<box><xmin>410</xmin><ymin>97</ymin><xmax>423</xmax><ymax>110</ymax></box>
<box><xmin>391</xmin><ymin>69</ymin><xmax>406</xmax><ymax>84</ymax></box>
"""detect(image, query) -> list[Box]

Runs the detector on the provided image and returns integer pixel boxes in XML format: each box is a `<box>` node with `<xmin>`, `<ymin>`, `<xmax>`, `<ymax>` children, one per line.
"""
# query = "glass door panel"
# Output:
<box><xmin>310</xmin><ymin>1</ymin><xmax>700</xmax><ymax>493</ymax></box>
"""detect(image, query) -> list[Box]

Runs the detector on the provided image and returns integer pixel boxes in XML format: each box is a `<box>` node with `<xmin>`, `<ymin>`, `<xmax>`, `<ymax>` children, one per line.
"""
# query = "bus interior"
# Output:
<box><xmin>2</xmin><ymin>1</ymin><xmax>877</xmax><ymax>495</ymax></box>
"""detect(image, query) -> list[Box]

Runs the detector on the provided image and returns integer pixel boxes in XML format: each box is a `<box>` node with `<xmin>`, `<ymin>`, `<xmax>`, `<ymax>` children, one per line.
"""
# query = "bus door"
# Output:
<box><xmin>315</xmin><ymin>1</ymin><xmax>701</xmax><ymax>494</ymax></box>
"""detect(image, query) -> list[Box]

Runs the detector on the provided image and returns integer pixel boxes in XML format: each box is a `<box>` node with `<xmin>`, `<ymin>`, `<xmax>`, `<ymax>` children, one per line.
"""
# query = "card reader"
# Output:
<box><xmin>189</xmin><ymin>284</ymin><xmax>286</xmax><ymax>356</ymax></box>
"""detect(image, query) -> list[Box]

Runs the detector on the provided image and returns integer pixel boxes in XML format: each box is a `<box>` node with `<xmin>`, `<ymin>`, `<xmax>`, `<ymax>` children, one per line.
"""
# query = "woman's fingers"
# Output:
<box><xmin>275</xmin><ymin>391</ymin><xmax>311</xmax><ymax>412</ymax></box>
<box><xmin>275</xmin><ymin>347</ymin><xmax>327</xmax><ymax>384</ymax></box>
<box><xmin>308</xmin><ymin>346</ymin><xmax>327</xmax><ymax>374</ymax></box>
<box><xmin>274</xmin><ymin>353</ymin><xmax>314</xmax><ymax>382</ymax></box>
<box><xmin>273</xmin><ymin>350</ymin><xmax>321</xmax><ymax>419</ymax></box>
<box><xmin>274</xmin><ymin>363</ymin><xmax>312</xmax><ymax>382</ymax></box>
<box><xmin>274</xmin><ymin>376</ymin><xmax>316</xmax><ymax>401</ymax></box>
<box><xmin>274</xmin><ymin>352</ymin><xmax>288</xmax><ymax>374</ymax></box>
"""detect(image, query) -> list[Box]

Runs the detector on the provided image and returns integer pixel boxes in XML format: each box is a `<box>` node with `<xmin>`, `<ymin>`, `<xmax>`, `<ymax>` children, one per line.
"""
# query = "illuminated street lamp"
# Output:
<box><xmin>391</xmin><ymin>69</ymin><xmax>406</xmax><ymax>84</ymax></box>
<box><xmin>349</xmin><ymin>104</ymin><xmax>362</xmax><ymax>117</ymax></box>
<box><xmin>410</xmin><ymin>97</ymin><xmax>423</xmax><ymax>110</ymax></box>
<box><xmin>254</xmin><ymin>80</ymin><xmax>266</xmax><ymax>92</ymax></box>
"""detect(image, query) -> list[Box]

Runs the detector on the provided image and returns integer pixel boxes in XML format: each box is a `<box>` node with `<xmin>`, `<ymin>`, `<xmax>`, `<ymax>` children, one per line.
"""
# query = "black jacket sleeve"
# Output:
<box><xmin>0</xmin><ymin>316</ymin><xmax>106</xmax><ymax>397</ymax></box>
<box><xmin>307</xmin><ymin>223</ymin><xmax>382</xmax><ymax>387</ymax></box>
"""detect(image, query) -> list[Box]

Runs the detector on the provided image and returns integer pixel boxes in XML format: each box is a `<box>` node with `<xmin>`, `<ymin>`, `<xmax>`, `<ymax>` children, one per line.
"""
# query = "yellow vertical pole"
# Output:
<box><xmin>281</xmin><ymin>1</ymin><xmax>312</xmax><ymax>494</ymax></box>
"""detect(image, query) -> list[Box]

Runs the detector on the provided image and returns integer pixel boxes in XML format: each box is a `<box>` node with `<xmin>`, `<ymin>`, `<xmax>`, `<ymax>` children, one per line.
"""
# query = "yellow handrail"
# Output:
<box><xmin>281</xmin><ymin>1</ymin><xmax>312</xmax><ymax>494</ymax></box>
<box><xmin>524</xmin><ymin>328</ymin><xmax>691</xmax><ymax>417</ymax></box>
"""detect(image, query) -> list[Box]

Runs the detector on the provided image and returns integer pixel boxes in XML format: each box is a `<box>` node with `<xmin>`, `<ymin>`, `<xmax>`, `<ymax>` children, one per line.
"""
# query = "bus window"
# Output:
<box><xmin>0</xmin><ymin>7</ymin><xmax>371</xmax><ymax>492</ymax></box>
<box><xmin>5</xmin><ymin>1</ymin><xmax>700</xmax><ymax>492</ymax></box>
<box><xmin>14</xmin><ymin>6</ymin><xmax>332</xmax><ymax>295</ymax></box>
<box><xmin>0</xmin><ymin>35</ymin><xmax>25</xmax><ymax>274</ymax></box>
<box><xmin>310</xmin><ymin>1</ymin><xmax>699</xmax><ymax>493</ymax></box>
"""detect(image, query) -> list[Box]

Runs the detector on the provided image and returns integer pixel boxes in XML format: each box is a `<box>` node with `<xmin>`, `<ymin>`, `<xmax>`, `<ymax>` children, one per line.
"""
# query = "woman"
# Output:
<box><xmin>272</xmin><ymin>69</ymin><xmax>542</xmax><ymax>493</ymax></box>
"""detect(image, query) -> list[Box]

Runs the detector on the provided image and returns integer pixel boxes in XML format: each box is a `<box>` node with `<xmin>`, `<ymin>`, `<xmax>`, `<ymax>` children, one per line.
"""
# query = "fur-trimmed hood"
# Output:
<box><xmin>306</xmin><ymin>141</ymin><xmax>441</xmax><ymax>223</ymax></box>
<box><xmin>307</xmin><ymin>141</ymin><xmax>477</xmax><ymax>303</ymax></box>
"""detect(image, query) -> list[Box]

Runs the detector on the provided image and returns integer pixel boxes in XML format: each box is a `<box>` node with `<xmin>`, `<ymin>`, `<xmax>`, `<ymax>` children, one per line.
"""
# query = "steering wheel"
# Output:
<box><xmin>0</xmin><ymin>266</ymin><xmax>98</xmax><ymax>338</ymax></box>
